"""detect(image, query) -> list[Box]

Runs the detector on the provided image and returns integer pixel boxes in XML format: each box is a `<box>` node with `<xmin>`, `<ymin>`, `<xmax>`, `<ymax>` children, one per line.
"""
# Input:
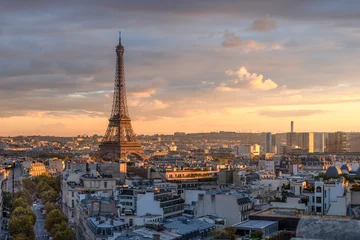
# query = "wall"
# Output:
<box><xmin>195</xmin><ymin>194</ymin><xmax>241</xmax><ymax>226</ymax></box>
<box><xmin>183</xmin><ymin>189</ymin><xmax>206</xmax><ymax>205</ymax></box>
<box><xmin>136</xmin><ymin>192</ymin><xmax>162</xmax><ymax>217</ymax></box>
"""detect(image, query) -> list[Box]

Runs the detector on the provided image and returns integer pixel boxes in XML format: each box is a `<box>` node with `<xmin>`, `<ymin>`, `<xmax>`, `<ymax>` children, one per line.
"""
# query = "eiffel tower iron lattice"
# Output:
<box><xmin>99</xmin><ymin>32</ymin><xmax>146</xmax><ymax>160</ymax></box>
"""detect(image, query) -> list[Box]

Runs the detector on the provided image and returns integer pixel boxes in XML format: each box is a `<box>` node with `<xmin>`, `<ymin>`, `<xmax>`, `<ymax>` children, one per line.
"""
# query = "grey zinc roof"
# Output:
<box><xmin>296</xmin><ymin>217</ymin><xmax>360</xmax><ymax>240</ymax></box>
<box><xmin>325</xmin><ymin>166</ymin><xmax>342</xmax><ymax>177</ymax></box>
<box><xmin>164</xmin><ymin>218</ymin><xmax>215</xmax><ymax>235</ymax></box>
<box><xmin>234</xmin><ymin>220</ymin><xmax>277</xmax><ymax>230</ymax></box>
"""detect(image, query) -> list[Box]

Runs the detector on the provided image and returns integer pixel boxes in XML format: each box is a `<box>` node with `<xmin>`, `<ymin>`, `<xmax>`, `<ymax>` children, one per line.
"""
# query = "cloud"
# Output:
<box><xmin>128</xmin><ymin>77</ymin><xmax>166</xmax><ymax>98</ymax></box>
<box><xmin>246</xmin><ymin>16</ymin><xmax>277</xmax><ymax>32</ymax></box>
<box><xmin>271</xmin><ymin>43</ymin><xmax>282</xmax><ymax>50</ymax></box>
<box><xmin>222</xmin><ymin>31</ymin><xmax>265</xmax><ymax>51</ymax></box>
<box><xmin>217</xmin><ymin>67</ymin><xmax>278</xmax><ymax>91</ymax></box>
<box><xmin>255</xmin><ymin>109</ymin><xmax>332</xmax><ymax>118</ymax></box>
<box><xmin>128</xmin><ymin>99</ymin><xmax>169</xmax><ymax>110</ymax></box>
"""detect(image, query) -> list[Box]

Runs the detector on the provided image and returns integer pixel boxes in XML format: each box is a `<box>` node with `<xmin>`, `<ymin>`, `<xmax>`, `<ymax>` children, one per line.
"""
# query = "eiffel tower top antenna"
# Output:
<box><xmin>119</xmin><ymin>31</ymin><xmax>122</xmax><ymax>45</ymax></box>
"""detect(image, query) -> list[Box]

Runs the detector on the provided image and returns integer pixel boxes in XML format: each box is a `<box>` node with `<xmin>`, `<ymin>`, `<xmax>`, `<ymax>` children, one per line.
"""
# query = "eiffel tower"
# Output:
<box><xmin>99</xmin><ymin>32</ymin><xmax>146</xmax><ymax>161</ymax></box>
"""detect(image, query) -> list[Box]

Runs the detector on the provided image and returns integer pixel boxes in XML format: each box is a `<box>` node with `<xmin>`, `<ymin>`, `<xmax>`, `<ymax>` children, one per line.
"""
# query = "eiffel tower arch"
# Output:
<box><xmin>99</xmin><ymin>32</ymin><xmax>147</xmax><ymax>161</ymax></box>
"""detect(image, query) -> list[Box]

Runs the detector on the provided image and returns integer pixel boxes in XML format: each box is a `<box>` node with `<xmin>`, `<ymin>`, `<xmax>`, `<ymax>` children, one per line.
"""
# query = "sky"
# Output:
<box><xmin>2</xmin><ymin>0</ymin><xmax>360</xmax><ymax>136</ymax></box>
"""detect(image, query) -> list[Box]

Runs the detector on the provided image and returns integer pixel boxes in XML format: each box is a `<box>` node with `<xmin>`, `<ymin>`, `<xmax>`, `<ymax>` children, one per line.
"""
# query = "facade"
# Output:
<box><xmin>303</xmin><ymin>178</ymin><xmax>350</xmax><ymax>216</ymax></box>
<box><xmin>136</xmin><ymin>190</ymin><xmax>185</xmax><ymax>219</ymax></box>
<box><xmin>61</xmin><ymin>163</ymin><xmax>117</xmax><ymax>223</ymax></box>
<box><xmin>327</xmin><ymin>132</ymin><xmax>349</xmax><ymax>153</ymax></box>
<box><xmin>264</xmin><ymin>132</ymin><xmax>275</xmax><ymax>153</ymax></box>
<box><xmin>75</xmin><ymin>194</ymin><xmax>128</xmax><ymax>240</ymax></box>
<box><xmin>286</xmin><ymin>132</ymin><xmax>315</xmax><ymax>153</ymax></box>
<box><xmin>237</xmin><ymin>144</ymin><xmax>260</xmax><ymax>158</ymax></box>
<box><xmin>258</xmin><ymin>160</ymin><xmax>275</xmax><ymax>173</ymax></box>
<box><xmin>29</xmin><ymin>162</ymin><xmax>46</xmax><ymax>176</ymax></box>
<box><xmin>195</xmin><ymin>193</ymin><xmax>253</xmax><ymax>226</ymax></box>
<box><xmin>48</xmin><ymin>159</ymin><xmax>65</xmax><ymax>172</ymax></box>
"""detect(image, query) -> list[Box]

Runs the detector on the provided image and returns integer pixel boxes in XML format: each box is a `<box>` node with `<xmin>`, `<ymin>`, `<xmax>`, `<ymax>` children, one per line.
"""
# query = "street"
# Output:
<box><xmin>6</xmin><ymin>165</ymin><xmax>25</xmax><ymax>192</ymax></box>
<box><xmin>33</xmin><ymin>204</ymin><xmax>49</xmax><ymax>240</ymax></box>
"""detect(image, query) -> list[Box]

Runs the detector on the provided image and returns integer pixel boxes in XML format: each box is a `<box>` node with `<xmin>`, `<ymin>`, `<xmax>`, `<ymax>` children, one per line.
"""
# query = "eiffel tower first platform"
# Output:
<box><xmin>99</xmin><ymin>33</ymin><xmax>146</xmax><ymax>161</ymax></box>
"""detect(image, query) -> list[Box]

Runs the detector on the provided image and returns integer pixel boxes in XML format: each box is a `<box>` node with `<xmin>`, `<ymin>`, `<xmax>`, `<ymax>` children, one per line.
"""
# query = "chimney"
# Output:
<box><xmin>291</xmin><ymin>121</ymin><xmax>294</xmax><ymax>133</ymax></box>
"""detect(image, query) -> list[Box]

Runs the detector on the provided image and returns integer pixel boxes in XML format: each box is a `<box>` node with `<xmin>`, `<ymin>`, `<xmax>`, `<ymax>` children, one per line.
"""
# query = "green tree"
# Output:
<box><xmin>39</xmin><ymin>189</ymin><xmax>57</xmax><ymax>204</ymax></box>
<box><xmin>53</xmin><ymin>228</ymin><xmax>74</xmax><ymax>240</ymax></box>
<box><xmin>36</xmin><ymin>181</ymin><xmax>52</xmax><ymax>198</ymax></box>
<box><xmin>250</xmin><ymin>230</ymin><xmax>263</xmax><ymax>239</ymax></box>
<box><xmin>45</xmin><ymin>202</ymin><xmax>59</xmax><ymax>216</ymax></box>
<box><xmin>13</xmin><ymin>233</ymin><xmax>31</xmax><ymax>240</ymax></box>
<box><xmin>22</xmin><ymin>179</ymin><xmax>37</xmax><ymax>195</ymax></box>
<box><xmin>12</xmin><ymin>206</ymin><xmax>36</xmax><ymax>225</ymax></box>
<box><xmin>8</xmin><ymin>215</ymin><xmax>35</xmax><ymax>240</ymax></box>
<box><xmin>11</xmin><ymin>197</ymin><xmax>28</xmax><ymax>212</ymax></box>
<box><xmin>45</xmin><ymin>209</ymin><xmax>67</xmax><ymax>231</ymax></box>
<box><xmin>14</xmin><ymin>190</ymin><xmax>33</xmax><ymax>206</ymax></box>
<box><xmin>3</xmin><ymin>192</ymin><xmax>14</xmax><ymax>210</ymax></box>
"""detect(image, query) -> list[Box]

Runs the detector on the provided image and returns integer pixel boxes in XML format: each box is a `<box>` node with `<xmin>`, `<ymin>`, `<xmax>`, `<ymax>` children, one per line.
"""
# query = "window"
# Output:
<box><xmin>324</xmin><ymin>190</ymin><xmax>327</xmax><ymax>198</ymax></box>
<box><xmin>312</xmin><ymin>196</ymin><xmax>315</xmax><ymax>203</ymax></box>
<box><xmin>316</xmin><ymin>206</ymin><xmax>322</xmax><ymax>213</ymax></box>
<box><xmin>71</xmin><ymin>200</ymin><xmax>74</xmax><ymax>208</ymax></box>
<box><xmin>104</xmin><ymin>182</ymin><xmax>107</xmax><ymax>188</ymax></box>
<box><xmin>316</xmin><ymin>186</ymin><xmax>322</xmax><ymax>193</ymax></box>
<box><xmin>72</xmin><ymin>192</ymin><xmax>74</xmax><ymax>197</ymax></box>
<box><xmin>316</xmin><ymin>197</ymin><xmax>321</xmax><ymax>204</ymax></box>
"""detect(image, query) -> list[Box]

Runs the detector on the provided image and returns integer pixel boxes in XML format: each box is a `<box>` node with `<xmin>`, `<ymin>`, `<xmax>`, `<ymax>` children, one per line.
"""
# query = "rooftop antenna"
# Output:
<box><xmin>119</xmin><ymin>31</ymin><xmax>122</xmax><ymax>44</ymax></box>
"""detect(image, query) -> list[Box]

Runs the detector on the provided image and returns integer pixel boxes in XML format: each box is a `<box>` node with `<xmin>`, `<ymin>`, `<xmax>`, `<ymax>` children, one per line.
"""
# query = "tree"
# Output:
<box><xmin>14</xmin><ymin>190</ymin><xmax>33</xmax><ymax>206</ymax></box>
<box><xmin>39</xmin><ymin>189</ymin><xmax>57</xmax><ymax>204</ymax></box>
<box><xmin>250</xmin><ymin>230</ymin><xmax>264</xmax><ymax>239</ymax></box>
<box><xmin>45</xmin><ymin>209</ymin><xmax>67</xmax><ymax>231</ymax></box>
<box><xmin>211</xmin><ymin>226</ymin><xmax>237</xmax><ymax>240</ymax></box>
<box><xmin>22</xmin><ymin>179</ymin><xmax>37</xmax><ymax>195</ymax></box>
<box><xmin>36</xmin><ymin>181</ymin><xmax>52</xmax><ymax>198</ymax></box>
<box><xmin>12</xmin><ymin>206</ymin><xmax>36</xmax><ymax>225</ymax></box>
<box><xmin>11</xmin><ymin>197</ymin><xmax>28</xmax><ymax>212</ymax></box>
<box><xmin>45</xmin><ymin>202</ymin><xmax>59</xmax><ymax>216</ymax></box>
<box><xmin>13</xmin><ymin>234</ymin><xmax>31</xmax><ymax>240</ymax></box>
<box><xmin>8</xmin><ymin>215</ymin><xmax>35</xmax><ymax>240</ymax></box>
<box><xmin>3</xmin><ymin>192</ymin><xmax>14</xmax><ymax>210</ymax></box>
<box><xmin>53</xmin><ymin>227</ymin><xmax>74</xmax><ymax>240</ymax></box>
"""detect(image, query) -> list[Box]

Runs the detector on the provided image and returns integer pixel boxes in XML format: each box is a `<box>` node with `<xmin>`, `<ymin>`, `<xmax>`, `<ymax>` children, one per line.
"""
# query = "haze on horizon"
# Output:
<box><xmin>2</xmin><ymin>0</ymin><xmax>360</xmax><ymax>137</ymax></box>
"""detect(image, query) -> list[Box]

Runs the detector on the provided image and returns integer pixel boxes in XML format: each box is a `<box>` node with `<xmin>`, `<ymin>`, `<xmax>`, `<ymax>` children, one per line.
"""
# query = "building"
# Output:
<box><xmin>264</xmin><ymin>132</ymin><xmax>275</xmax><ymax>153</ymax></box>
<box><xmin>258</xmin><ymin>160</ymin><xmax>275</xmax><ymax>173</ymax></box>
<box><xmin>303</xmin><ymin>177</ymin><xmax>350</xmax><ymax>216</ymax></box>
<box><xmin>61</xmin><ymin>162</ymin><xmax>117</xmax><ymax>224</ymax></box>
<box><xmin>313</xmin><ymin>132</ymin><xmax>325</xmax><ymax>153</ymax></box>
<box><xmin>237</xmin><ymin>144</ymin><xmax>260</xmax><ymax>158</ymax></box>
<box><xmin>74</xmin><ymin>194</ymin><xmax>128</xmax><ymax>240</ymax></box>
<box><xmin>195</xmin><ymin>193</ymin><xmax>253</xmax><ymax>226</ymax></box>
<box><xmin>286</xmin><ymin>132</ymin><xmax>315</xmax><ymax>153</ymax></box>
<box><xmin>27</xmin><ymin>162</ymin><xmax>46</xmax><ymax>176</ymax></box>
<box><xmin>48</xmin><ymin>159</ymin><xmax>65</xmax><ymax>172</ymax></box>
<box><xmin>234</xmin><ymin>220</ymin><xmax>278</xmax><ymax>238</ymax></box>
<box><xmin>327</xmin><ymin>131</ymin><xmax>348</xmax><ymax>153</ymax></box>
<box><xmin>136</xmin><ymin>190</ymin><xmax>185</xmax><ymax>219</ymax></box>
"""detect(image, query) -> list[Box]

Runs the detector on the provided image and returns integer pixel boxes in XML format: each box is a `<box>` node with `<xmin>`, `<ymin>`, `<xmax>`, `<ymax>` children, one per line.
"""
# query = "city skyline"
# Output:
<box><xmin>3</xmin><ymin>1</ymin><xmax>360</xmax><ymax>136</ymax></box>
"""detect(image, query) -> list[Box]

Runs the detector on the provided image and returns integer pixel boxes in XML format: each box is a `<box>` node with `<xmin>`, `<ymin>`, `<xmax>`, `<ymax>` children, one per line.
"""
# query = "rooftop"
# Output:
<box><xmin>252</xmin><ymin>208</ymin><xmax>350</xmax><ymax>219</ymax></box>
<box><xmin>234</xmin><ymin>220</ymin><xmax>277</xmax><ymax>230</ymax></box>
<box><xmin>88</xmin><ymin>216</ymin><xmax>126</xmax><ymax>228</ymax></box>
<box><xmin>164</xmin><ymin>217</ymin><xmax>215</xmax><ymax>235</ymax></box>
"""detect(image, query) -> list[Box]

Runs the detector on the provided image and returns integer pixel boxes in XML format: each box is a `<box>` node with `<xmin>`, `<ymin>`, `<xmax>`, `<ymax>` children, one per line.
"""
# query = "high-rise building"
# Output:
<box><xmin>291</xmin><ymin>121</ymin><xmax>294</xmax><ymax>133</ymax></box>
<box><xmin>313</xmin><ymin>132</ymin><xmax>325</xmax><ymax>153</ymax></box>
<box><xmin>286</xmin><ymin>132</ymin><xmax>315</xmax><ymax>153</ymax></box>
<box><xmin>264</xmin><ymin>132</ymin><xmax>275</xmax><ymax>153</ymax></box>
<box><xmin>327</xmin><ymin>132</ymin><xmax>348</xmax><ymax>153</ymax></box>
